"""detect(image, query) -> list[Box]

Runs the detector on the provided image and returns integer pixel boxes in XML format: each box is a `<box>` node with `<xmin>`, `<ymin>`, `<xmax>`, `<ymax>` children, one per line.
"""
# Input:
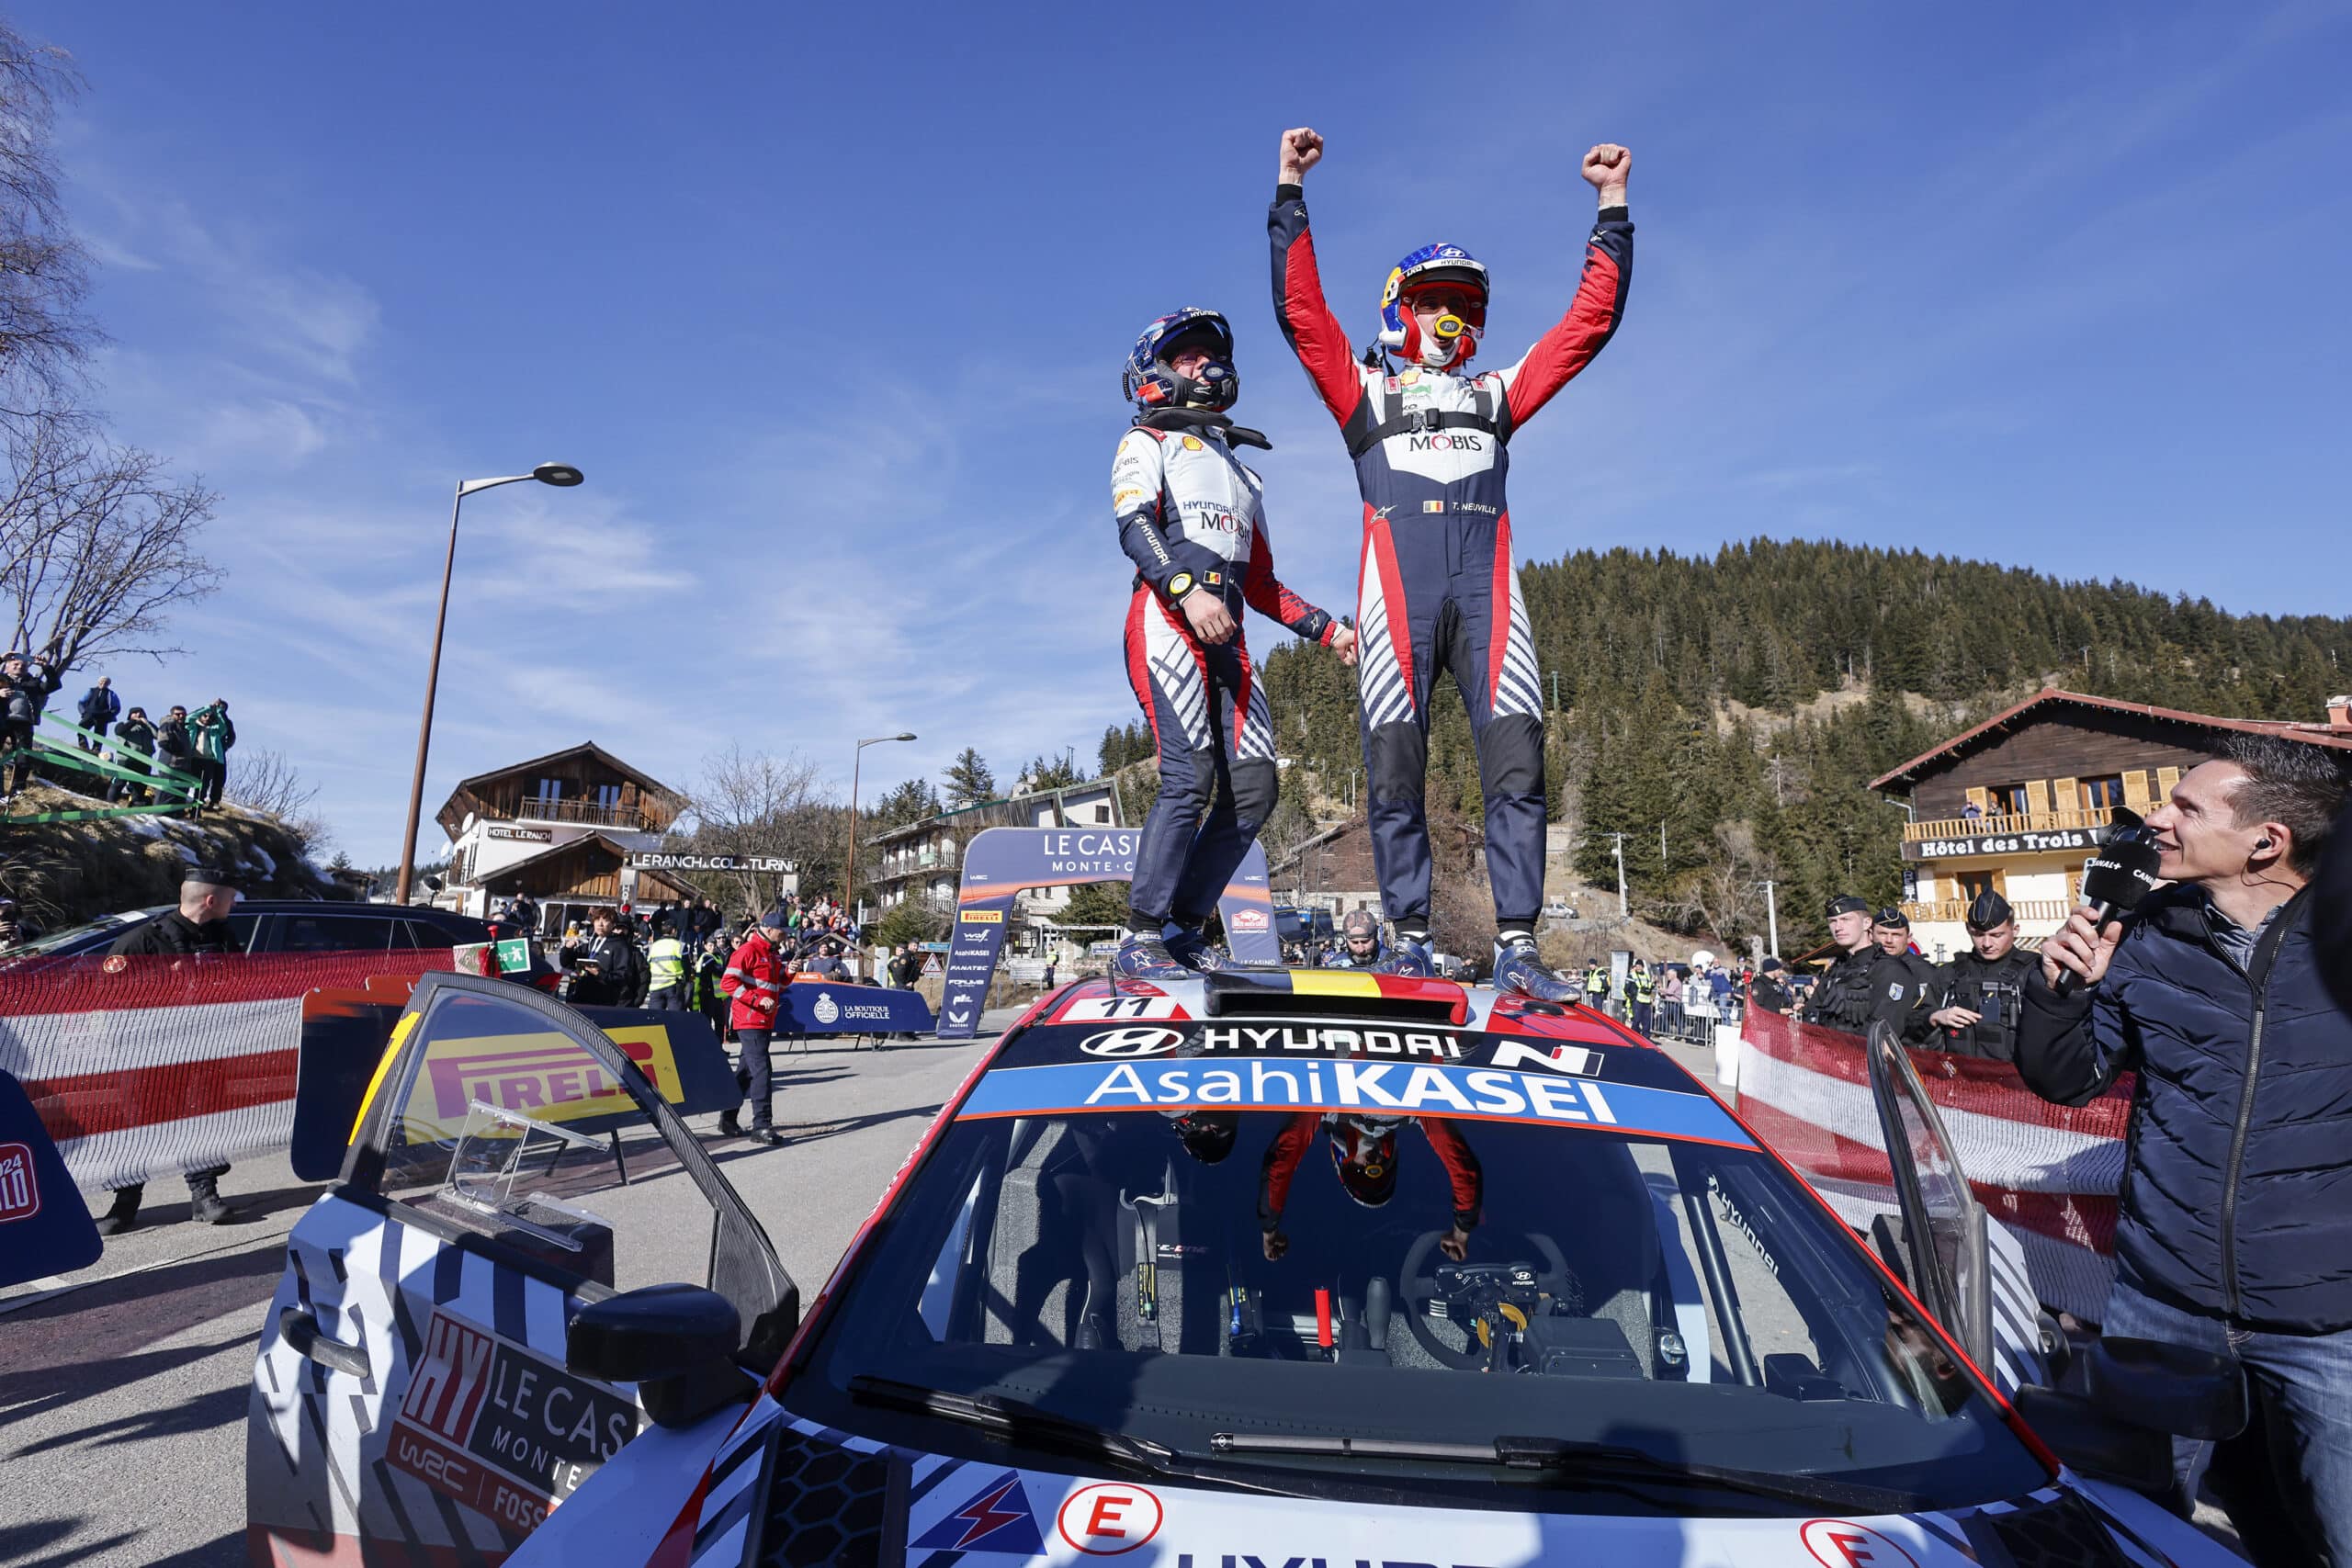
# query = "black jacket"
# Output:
<box><xmin>114</xmin><ymin>716</ymin><xmax>158</xmax><ymax>761</ymax></box>
<box><xmin>77</xmin><ymin>685</ymin><xmax>120</xmax><ymax>728</ymax></box>
<box><xmin>1930</xmin><ymin>948</ymin><xmax>2038</xmax><ymax>1061</ymax></box>
<box><xmin>1806</xmin><ymin>945</ymin><xmax>1931</xmax><ymax>1039</ymax></box>
<box><xmin>2016</xmin><ymin>882</ymin><xmax>2352</xmax><ymax>1332</ymax></box>
<box><xmin>109</xmin><ymin>910</ymin><xmax>237</xmax><ymax>956</ymax></box>
<box><xmin>154</xmin><ymin>717</ymin><xmax>194</xmax><ymax>765</ymax></box>
<box><xmin>562</xmin><ymin>930</ymin><xmax>646</xmax><ymax>1007</ymax></box>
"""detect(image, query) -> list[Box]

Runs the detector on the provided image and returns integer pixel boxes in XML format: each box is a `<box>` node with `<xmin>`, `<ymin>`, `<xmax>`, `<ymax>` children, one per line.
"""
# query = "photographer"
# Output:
<box><xmin>2018</xmin><ymin>736</ymin><xmax>2351</xmax><ymax>1562</ymax></box>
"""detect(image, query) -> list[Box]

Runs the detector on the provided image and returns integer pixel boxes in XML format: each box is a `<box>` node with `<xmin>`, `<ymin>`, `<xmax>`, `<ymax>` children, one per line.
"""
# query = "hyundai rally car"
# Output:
<box><xmin>248</xmin><ymin>967</ymin><xmax>2241</xmax><ymax>1567</ymax></box>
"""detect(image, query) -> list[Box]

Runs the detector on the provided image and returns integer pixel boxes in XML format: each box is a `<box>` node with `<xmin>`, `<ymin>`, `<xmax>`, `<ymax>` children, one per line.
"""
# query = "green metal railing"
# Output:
<box><xmin>2</xmin><ymin>711</ymin><xmax>207</xmax><ymax>825</ymax></box>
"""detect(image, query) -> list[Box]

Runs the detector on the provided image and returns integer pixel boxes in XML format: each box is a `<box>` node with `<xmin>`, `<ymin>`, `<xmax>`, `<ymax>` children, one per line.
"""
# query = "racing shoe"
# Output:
<box><xmin>1112</xmin><ymin>931</ymin><xmax>1194</xmax><ymax>983</ymax></box>
<box><xmin>1493</xmin><ymin>935</ymin><xmax>1578</xmax><ymax>1004</ymax></box>
<box><xmin>1163</xmin><ymin>927</ymin><xmax>1241</xmax><ymax>973</ymax></box>
<box><xmin>1373</xmin><ymin>940</ymin><xmax>1433</xmax><ymax>978</ymax></box>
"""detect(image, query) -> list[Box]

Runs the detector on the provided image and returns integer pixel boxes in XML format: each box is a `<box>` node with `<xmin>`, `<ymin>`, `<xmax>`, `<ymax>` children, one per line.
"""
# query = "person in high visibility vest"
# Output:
<box><xmin>1583</xmin><ymin>963</ymin><xmax>1610</xmax><ymax>1011</ymax></box>
<box><xmin>646</xmin><ymin>914</ymin><xmax>689</xmax><ymax>1011</ymax></box>
<box><xmin>1626</xmin><ymin>960</ymin><xmax>1657</xmax><ymax>1036</ymax></box>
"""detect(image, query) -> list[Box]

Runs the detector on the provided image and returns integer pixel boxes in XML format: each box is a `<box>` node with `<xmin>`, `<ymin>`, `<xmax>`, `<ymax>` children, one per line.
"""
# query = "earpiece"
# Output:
<box><xmin>2256</xmin><ymin>837</ymin><xmax>2274</xmax><ymax>852</ymax></box>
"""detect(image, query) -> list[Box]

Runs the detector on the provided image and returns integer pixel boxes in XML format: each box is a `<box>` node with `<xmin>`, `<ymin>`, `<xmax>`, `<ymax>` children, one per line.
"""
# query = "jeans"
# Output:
<box><xmin>2101</xmin><ymin>1276</ymin><xmax>2352</xmax><ymax>1566</ymax></box>
<box><xmin>732</xmin><ymin>1028</ymin><xmax>774</xmax><ymax>1132</ymax></box>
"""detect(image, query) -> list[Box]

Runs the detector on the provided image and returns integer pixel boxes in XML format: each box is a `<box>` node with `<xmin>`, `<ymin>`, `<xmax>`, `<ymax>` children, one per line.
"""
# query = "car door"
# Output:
<box><xmin>1863</xmin><ymin>1021</ymin><xmax>2047</xmax><ymax>1396</ymax></box>
<box><xmin>248</xmin><ymin>969</ymin><xmax>795</xmax><ymax>1564</ymax></box>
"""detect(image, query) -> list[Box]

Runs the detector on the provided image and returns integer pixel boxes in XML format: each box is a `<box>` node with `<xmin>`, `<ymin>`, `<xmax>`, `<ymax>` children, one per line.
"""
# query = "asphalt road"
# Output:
<box><xmin>0</xmin><ymin>1022</ymin><xmax>1001</xmax><ymax>1568</ymax></box>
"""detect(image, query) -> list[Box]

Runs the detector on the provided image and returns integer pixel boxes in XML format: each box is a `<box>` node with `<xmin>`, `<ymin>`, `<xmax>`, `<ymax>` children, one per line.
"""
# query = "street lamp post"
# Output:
<box><xmin>394</xmin><ymin>463</ymin><xmax>584</xmax><ymax>906</ymax></box>
<box><xmin>1758</xmin><ymin>878</ymin><xmax>1780</xmax><ymax>957</ymax></box>
<box><xmin>844</xmin><ymin>732</ymin><xmax>918</xmax><ymax>920</ymax></box>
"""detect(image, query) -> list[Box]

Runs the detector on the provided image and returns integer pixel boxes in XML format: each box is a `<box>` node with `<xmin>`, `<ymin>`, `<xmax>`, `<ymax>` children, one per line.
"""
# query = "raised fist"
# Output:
<box><xmin>1581</xmin><ymin>142</ymin><xmax>1631</xmax><ymax>198</ymax></box>
<box><xmin>1278</xmin><ymin>127</ymin><xmax>1324</xmax><ymax>184</ymax></box>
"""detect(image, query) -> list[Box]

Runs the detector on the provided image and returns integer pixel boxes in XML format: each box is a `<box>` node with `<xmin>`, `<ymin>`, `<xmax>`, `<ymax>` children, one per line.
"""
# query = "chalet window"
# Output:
<box><xmin>2079</xmin><ymin>775</ymin><xmax>2126</xmax><ymax>809</ymax></box>
<box><xmin>1094</xmin><ymin>804</ymin><xmax>1112</xmax><ymax>824</ymax></box>
<box><xmin>1984</xmin><ymin>784</ymin><xmax>2030</xmax><ymax>817</ymax></box>
<box><xmin>595</xmin><ymin>784</ymin><xmax>621</xmax><ymax>811</ymax></box>
<box><xmin>1958</xmin><ymin>871</ymin><xmax>2001</xmax><ymax>902</ymax></box>
<box><xmin>531</xmin><ymin>779</ymin><xmax>563</xmax><ymax>808</ymax></box>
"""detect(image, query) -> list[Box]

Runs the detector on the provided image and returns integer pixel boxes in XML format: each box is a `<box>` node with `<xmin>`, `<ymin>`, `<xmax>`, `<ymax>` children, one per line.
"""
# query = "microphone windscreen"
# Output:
<box><xmin>2081</xmin><ymin>835</ymin><xmax>2164</xmax><ymax>914</ymax></box>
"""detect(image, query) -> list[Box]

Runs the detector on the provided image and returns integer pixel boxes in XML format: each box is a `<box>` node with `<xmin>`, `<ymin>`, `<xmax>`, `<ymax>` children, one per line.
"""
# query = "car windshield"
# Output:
<box><xmin>793</xmin><ymin>1021</ymin><xmax>2049</xmax><ymax>1516</ymax></box>
<box><xmin>6</xmin><ymin>907</ymin><xmax>164</xmax><ymax>955</ymax></box>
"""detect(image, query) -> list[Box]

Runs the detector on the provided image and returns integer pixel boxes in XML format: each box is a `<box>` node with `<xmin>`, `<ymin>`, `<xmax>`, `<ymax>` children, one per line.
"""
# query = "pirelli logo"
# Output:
<box><xmin>409</xmin><ymin>1025</ymin><xmax>684</xmax><ymax>1131</ymax></box>
<box><xmin>959</xmin><ymin>908</ymin><xmax>1003</xmax><ymax>924</ymax></box>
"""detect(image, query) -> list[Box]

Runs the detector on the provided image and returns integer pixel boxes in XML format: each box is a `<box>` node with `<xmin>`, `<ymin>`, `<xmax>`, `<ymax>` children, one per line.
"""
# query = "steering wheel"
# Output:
<box><xmin>1399</xmin><ymin>1230</ymin><xmax>1575</xmax><ymax>1371</ymax></box>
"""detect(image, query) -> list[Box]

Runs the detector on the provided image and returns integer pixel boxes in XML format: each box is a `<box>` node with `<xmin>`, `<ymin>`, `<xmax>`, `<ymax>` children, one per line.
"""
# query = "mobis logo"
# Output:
<box><xmin>1406</xmin><ymin>432</ymin><xmax>1483</xmax><ymax>453</ymax></box>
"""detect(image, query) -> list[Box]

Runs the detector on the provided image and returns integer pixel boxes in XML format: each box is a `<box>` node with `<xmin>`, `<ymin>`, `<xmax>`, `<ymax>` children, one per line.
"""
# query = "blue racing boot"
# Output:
<box><xmin>1374</xmin><ymin>938</ymin><xmax>1434</xmax><ymax>978</ymax></box>
<box><xmin>1164</xmin><ymin>926</ymin><xmax>1241</xmax><ymax>973</ymax></box>
<box><xmin>1113</xmin><ymin>931</ymin><xmax>1193</xmax><ymax>983</ymax></box>
<box><xmin>1493</xmin><ymin>934</ymin><xmax>1578</xmax><ymax>1003</ymax></box>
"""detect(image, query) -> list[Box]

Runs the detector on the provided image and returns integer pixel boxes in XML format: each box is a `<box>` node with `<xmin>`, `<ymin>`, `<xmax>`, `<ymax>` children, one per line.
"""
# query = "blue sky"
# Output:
<box><xmin>18</xmin><ymin>2</ymin><xmax>2349</xmax><ymax>863</ymax></box>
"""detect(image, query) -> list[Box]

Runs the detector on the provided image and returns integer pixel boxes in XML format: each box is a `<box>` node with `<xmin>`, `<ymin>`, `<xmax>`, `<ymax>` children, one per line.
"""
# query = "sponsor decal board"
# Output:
<box><xmin>388</xmin><ymin>1306</ymin><xmax>639</xmax><ymax>1533</ymax></box>
<box><xmin>938</xmin><ymin>829</ymin><xmax>1277</xmax><ymax>1040</ymax></box>
<box><xmin>770</xmin><ymin>982</ymin><xmax>933</xmax><ymax>1035</ymax></box>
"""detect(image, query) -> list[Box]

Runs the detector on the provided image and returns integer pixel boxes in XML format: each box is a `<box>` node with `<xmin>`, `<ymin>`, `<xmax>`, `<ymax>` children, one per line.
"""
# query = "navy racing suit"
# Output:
<box><xmin>1270</xmin><ymin>186</ymin><xmax>1631</xmax><ymax>930</ymax></box>
<box><xmin>1115</xmin><ymin>410</ymin><xmax>1338</xmax><ymax>929</ymax></box>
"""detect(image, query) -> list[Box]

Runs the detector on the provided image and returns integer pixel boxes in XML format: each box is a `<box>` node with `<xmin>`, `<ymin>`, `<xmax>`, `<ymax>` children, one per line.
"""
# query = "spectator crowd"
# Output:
<box><xmin>1</xmin><ymin>641</ymin><xmax>237</xmax><ymax>807</ymax></box>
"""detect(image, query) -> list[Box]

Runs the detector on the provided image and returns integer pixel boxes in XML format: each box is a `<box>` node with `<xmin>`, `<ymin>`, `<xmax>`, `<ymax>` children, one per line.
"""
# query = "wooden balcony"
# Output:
<box><xmin>1902</xmin><ymin>897</ymin><xmax>2073</xmax><ymax>926</ymax></box>
<box><xmin>1903</xmin><ymin>804</ymin><xmax>2133</xmax><ymax>845</ymax></box>
<box><xmin>513</xmin><ymin>796</ymin><xmax>660</xmax><ymax>831</ymax></box>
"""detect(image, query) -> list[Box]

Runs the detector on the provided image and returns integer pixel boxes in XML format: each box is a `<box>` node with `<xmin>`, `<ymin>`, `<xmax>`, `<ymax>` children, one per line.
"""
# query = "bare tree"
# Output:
<box><xmin>0</xmin><ymin>22</ymin><xmax>99</xmax><ymax>422</ymax></box>
<box><xmin>223</xmin><ymin>747</ymin><xmax>334</xmax><ymax>854</ymax></box>
<box><xmin>679</xmin><ymin>744</ymin><xmax>842</xmax><ymax>912</ymax></box>
<box><xmin>1</xmin><ymin>414</ymin><xmax>222</xmax><ymax>666</ymax></box>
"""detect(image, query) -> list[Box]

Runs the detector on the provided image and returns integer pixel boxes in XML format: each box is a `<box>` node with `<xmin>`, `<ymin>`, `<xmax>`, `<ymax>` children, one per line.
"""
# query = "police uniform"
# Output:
<box><xmin>1867</xmin><ymin>909</ymin><xmax>1940</xmax><ymax>1046</ymax></box>
<box><xmin>1806</xmin><ymin>896</ymin><xmax>1933</xmax><ymax>1040</ymax></box>
<box><xmin>1930</xmin><ymin>892</ymin><xmax>2038</xmax><ymax>1061</ymax></box>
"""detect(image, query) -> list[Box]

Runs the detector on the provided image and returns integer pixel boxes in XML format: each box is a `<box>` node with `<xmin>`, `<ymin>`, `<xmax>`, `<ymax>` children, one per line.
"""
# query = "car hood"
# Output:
<box><xmin>629</xmin><ymin>1398</ymin><xmax>2227</xmax><ymax>1568</ymax></box>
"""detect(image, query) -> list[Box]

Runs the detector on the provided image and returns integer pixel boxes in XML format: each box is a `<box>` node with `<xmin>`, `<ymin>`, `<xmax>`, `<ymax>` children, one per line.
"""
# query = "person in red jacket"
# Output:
<box><xmin>1258</xmin><ymin>1111</ymin><xmax>1481</xmax><ymax>1262</ymax></box>
<box><xmin>718</xmin><ymin>910</ymin><xmax>790</xmax><ymax>1145</ymax></box>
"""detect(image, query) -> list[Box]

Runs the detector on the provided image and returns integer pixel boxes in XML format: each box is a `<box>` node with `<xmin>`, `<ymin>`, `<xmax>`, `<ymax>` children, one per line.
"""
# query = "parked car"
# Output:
<box><xmin>4</xmin><ymin>899</ymin><xmax>561</xmax><ymax>989</ymax></box>
<box><xmin>246</xmin><ymin>968</ymin><xmax>2243</xmax><ymax>1566</ymax></box>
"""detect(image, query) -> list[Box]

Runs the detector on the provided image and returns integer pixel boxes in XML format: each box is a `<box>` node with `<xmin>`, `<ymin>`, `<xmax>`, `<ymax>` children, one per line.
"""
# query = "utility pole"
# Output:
<box><xmin>1659</xmin><ymin>818</ymin><xmax>1668</xmax><ymax>872</ymax></box>
<box><xmin>1610</xmin><ymin>832</ymin><xmax>1628</xmax><ymax>919</ymax></box>
<box><xmin>1758</xmin><ymin>879</ymin><xmax>1779</xmax><ymax>956</ymax></box>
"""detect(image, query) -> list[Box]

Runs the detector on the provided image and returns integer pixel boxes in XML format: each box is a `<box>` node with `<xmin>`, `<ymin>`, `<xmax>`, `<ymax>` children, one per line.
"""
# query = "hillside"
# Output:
<box><xmin>1254</xmin><ymin>538</ymin><xmax>2352</xmax><ymax>954</ymax></box>
<box><xmin>0</xmin><ymin>785</ymin><xmax>338</xmax><ymax>934</ymax></box>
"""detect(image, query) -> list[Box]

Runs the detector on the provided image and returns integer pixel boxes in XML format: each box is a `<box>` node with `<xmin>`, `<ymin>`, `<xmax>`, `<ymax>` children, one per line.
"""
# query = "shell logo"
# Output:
<box><xmin>1181</xmin><ymin>435</ymin><xmax>1204</xmax><ymax>451</ymax></box>
<box><xmin>812</xmin><ymin>992</ymin><xmax>839</xmax><ymax>1025</ymax></box>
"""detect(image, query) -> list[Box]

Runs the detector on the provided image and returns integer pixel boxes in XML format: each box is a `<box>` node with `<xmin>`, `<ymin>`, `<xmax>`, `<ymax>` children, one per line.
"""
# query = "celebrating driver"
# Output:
<box><xmin>1111</xmin><ymin>309</ymin><xmax>1356</xmax><ymax>979</ymax></box>
<box><xmin>1268</xmin><ymin>128</ymin><xmax>1632</xmax><ymax>999</ymax></box>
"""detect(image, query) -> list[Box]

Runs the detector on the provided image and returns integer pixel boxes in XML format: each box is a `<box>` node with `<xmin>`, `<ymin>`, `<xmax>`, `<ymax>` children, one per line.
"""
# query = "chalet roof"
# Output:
<box><xmin>449</xmin><ymin>741</ymin><xmax>682</xmax><ymax>804</ymax></box>
<box><xmin>1870</xmin><ymin>688</ymin><xmax>2352</xmax><ymax>792</ymax></box>
<box><xmin>473</xmin><ymin>831</ymin><xmax>638</xmax><ymax>890</ymax></box>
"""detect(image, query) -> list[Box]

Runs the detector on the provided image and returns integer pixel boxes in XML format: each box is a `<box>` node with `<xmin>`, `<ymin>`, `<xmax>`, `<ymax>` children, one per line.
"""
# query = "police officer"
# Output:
<box><xmin>1626</xmin><ymin>960</ymin><xmax>1657</xmax><ymax>1035</ymax></box>
<box><xmin>645</xmin><ymin>914</ymin><xmax>689</xmax><ymax>1011</ymax></box>
<box><xmin>1928</xmin><ymin>891</ymin><xmax>2037</xmax><ymax>1061</ymax></box>
<box><xmin>1583</xmin><ymin>961</ymin><xmax>1610</xmax><ymax>1013</ymax></box>
<box><xmin>1804</xmin><ymin>895</ymin><xmax>1884</xmax><ymax>1030</ymax></box>
<box><xmin>1869</xmin><ymin>908</ymin><xmax>1940</xmax><ymax>1044</ymax></box>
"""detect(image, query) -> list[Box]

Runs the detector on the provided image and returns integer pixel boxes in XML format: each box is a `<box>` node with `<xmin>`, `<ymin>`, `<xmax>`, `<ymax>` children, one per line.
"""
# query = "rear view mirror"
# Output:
<box><xmin>2008</xmin><ymin>1385</ymin><xmax>2175</xmax><ymax>1493</ymax></box>
<box><xmin>2087</xmin><ymin>1336</ymin><xmax>2250</xmax><ymax>1442</ymax></box>
<box><xmin>570</xmin><ymin>1283</ymin><xmax>750</xmax><ymax>1429</ymax></box>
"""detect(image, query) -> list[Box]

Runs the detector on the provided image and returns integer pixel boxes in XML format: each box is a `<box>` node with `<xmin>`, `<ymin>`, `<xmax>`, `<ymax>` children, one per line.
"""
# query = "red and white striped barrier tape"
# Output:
<box><xmin>0</xmin><ymin>950</ymin><xmax>455</xmax><ymax>1192</ymax></box>
<box><xmin>1737</xmin><ymin>1005</ymin><xmax>2132</xmax><ymax>1321</ymax></box>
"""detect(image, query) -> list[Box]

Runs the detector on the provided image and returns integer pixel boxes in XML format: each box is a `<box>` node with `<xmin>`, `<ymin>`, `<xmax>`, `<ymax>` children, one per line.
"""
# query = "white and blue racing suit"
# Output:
<box><xmin>1115</xmin><ymin>412</ymin><xmax>1338</xmax><ymax>929</ymax></box>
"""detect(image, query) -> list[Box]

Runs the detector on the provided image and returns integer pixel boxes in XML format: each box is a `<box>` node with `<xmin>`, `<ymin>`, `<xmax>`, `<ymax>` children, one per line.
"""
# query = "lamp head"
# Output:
<box><xmin>532</xmin><ymin>463</ymin><xmax>585</xmax><ymax>488</ymax></box>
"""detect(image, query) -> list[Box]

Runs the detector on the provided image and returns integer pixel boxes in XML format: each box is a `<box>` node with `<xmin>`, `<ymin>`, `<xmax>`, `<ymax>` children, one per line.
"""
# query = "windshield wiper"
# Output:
<box><xmin>1208</xmin><ymin>1431</ymin><xmax>1923</xmax><ymax>1514</ymax></box>
<box><xmin>846</xmin><ymin>1375</ymin><xmax>1182</xmax><ymax>1472</ymax></box>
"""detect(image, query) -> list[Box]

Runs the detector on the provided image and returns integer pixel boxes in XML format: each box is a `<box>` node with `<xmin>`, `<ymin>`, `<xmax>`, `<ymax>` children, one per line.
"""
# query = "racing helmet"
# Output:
<box><xmin>1123</xmin><ymin>308</ymin><xmax>1239</xmax><ymax>412</ymax></box>
<box><xmin>1327</xmin><ymin>1115</ymin><xmax>1401</xmax><ymax>1207</ymax></box>
<box><xmin>1376</xmin><ymin>244</ymin><xmax>1489</xmax><ymax>369</ymax></box>
<box><xmin>1161</xmin><ymin>1108</ymin><xmax>1239</xmax><ymax>1165</ymax></box>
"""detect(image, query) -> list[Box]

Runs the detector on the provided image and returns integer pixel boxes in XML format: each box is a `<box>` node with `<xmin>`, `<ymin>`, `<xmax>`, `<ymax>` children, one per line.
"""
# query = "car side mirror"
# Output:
<box><xmin>2086</xmin><ymin>1336</ymin><xmax>2249</xmax><ymax>1441</ymax></box>
<box><xmin>2009</xmin><ymin>1385</ymin><xmax>2175</xmax><ymax>1492</ymax></box>
<box><xmin>569</xmin><ymin>1283</ymin><xmax>751</xmax><ymax>1429</ymax></box>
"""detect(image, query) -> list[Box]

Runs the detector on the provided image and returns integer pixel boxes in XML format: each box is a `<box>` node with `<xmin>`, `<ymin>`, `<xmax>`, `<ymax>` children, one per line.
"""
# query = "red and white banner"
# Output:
<box><xmin>1737</xmin><ymin>1005</ymin><xmax>2133</xmax><ymax>1321</ymax></box>
<box><xmin>0</xmin><ymin>951</ymin><xmax>455</xmax><ymax>1192</ymax></box>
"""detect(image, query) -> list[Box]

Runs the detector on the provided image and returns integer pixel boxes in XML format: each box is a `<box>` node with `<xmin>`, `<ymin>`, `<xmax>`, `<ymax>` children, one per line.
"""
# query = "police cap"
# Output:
<box><xmin>1825</xmin><ymin>895</ymin><xmax>1870</xmax><ymax>919</ymax></box>
<box><xmin>1965</xmin><ymin>890</ymin><xmax>2014</xmax><ymax>931</ymax></box>
<box><xmin>1873</xmin><ymin>907</ymin><xmax>1910</xmax><ymax>931</ymax></box>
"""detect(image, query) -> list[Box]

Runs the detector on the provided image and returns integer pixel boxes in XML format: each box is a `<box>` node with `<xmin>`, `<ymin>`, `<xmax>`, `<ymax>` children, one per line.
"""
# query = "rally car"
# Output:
<box><xmin>247</xmin><ymin>967</ymin><xmax>2244</xmax><ymax>1566</ymax></box>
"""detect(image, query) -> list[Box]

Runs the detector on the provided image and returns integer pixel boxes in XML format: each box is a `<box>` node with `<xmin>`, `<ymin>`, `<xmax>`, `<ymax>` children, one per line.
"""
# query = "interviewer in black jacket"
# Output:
<box><xmin>2017</xmin><ymin>735</ymin><xmax>2351</xmax><ymax>1563</ymax></box>
<box><xmin>560</xmin><ymin>906</ymin><xmax>646</xmax><ymax>1007</ymax></box>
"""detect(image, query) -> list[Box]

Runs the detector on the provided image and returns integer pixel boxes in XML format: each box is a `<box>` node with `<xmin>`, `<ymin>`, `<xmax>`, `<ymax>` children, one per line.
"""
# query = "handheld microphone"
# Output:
<box><xmin>2053</xmin><ymin>812</ymin><xmax>2165</xmax><ymax>998</ymax></box>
